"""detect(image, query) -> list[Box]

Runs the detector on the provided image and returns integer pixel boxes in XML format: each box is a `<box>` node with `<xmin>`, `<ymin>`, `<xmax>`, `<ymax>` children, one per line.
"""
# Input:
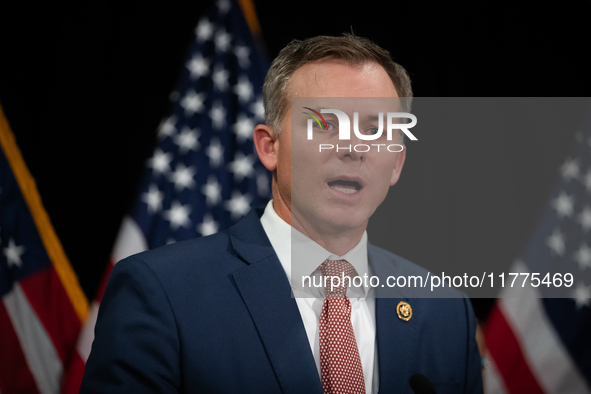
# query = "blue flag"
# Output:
<box><xmin>133</xmin><ymin>0</ymin><xmax>271</xmax><ymax>248</ymax></box>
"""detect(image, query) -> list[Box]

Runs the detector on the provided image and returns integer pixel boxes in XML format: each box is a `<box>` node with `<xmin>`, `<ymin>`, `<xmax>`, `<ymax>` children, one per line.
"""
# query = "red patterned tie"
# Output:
<box><xmin>319</xmin><ymin>259</ymin><xmax>366</xmax><ymax>394</ymax></box>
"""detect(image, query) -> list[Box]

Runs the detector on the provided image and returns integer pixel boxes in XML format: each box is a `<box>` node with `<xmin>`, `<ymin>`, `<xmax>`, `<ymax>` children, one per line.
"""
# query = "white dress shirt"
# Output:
<box><xmin>260</xmin><ymin>200</ymin><xmax>378</xmax><ymax>394</ymax></box>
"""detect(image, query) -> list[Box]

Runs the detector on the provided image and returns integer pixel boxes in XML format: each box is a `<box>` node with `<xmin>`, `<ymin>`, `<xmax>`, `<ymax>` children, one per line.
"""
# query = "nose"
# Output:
<box><xmin>335</xmin><ymin>133</ymin><xmax>366</xmax><ymax>162</ymax></box>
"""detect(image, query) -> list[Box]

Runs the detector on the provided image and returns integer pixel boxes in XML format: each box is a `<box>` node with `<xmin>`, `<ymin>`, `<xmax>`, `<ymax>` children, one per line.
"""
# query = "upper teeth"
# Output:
<box><xmin>332</xmin><ymin>186</ymin><xmax>357</xmax><ymax>194</ymax></box>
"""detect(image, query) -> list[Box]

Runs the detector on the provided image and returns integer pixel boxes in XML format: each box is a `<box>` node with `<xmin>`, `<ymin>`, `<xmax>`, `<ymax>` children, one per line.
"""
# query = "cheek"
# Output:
<box><xmin>369</xmin><ymin>157</ymin><xmax>397</xmax><ymax>191</ymax></box>
<box><xmin>369</xmin><ymin>154</ymin><xmax>396</xmax><ymax>174</ymax></box>
<box><xmin>291</xmin><ymin>141</ymin><xmax>326</xmax><ymax>176</ymax></box>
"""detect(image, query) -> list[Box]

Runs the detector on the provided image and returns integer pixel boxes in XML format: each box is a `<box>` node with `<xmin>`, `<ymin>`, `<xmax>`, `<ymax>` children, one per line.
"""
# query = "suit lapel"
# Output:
<box><xmin>230</xmin><ymin>211</ymin><xmax>323</xmax><ymax>394</ymax></box>
<box><xmin>375</xmin><ymin>297</ymin><xmax>418</xmax><ymax>392</ymax></box>
<box><xmin>369</xmin><ymin>245</ymin><xmax>419</xmax><ymax>393</ymax></box>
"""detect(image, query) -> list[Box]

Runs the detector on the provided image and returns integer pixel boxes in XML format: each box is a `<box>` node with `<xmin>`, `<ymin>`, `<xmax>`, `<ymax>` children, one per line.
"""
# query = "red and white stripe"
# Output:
<box><xmin>61</xmin><ymin>216</ymin><xmax>147</xmax><ymax>394</ymax></box>
<box><xmin>484</xmin><ymin>261</ymin><xmax>591</xmax><ymax>394</ymax></box>
<box><xmin>0</xmin><ymin>265</ymin><xmax>83</xmax><ymax>394</ymax></box>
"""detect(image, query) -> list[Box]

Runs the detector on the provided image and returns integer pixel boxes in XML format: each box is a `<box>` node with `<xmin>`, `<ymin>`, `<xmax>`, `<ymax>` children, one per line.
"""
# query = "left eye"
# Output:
<box><xmin>367</xmin><ymin>128</ymin><xmax>380</xmax><ymax>135</ymax></box>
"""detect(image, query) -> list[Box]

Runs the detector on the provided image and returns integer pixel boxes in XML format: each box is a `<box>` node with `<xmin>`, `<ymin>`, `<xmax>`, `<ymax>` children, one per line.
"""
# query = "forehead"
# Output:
<box><xmin>288</xmin><ymin>59</ymin><xmax>398</xmax><ymax>98</ymax></box>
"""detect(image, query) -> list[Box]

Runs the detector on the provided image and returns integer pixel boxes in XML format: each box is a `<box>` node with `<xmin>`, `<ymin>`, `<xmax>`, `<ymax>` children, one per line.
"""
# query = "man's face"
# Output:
<box><xmin>274</xmin><ymin>59</ymin><xmax>406</xmax><ymax>239</ymax></box>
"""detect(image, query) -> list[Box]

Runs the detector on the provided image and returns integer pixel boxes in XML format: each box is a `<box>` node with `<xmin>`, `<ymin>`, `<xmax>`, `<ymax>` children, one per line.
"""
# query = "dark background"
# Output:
<box><xmin>1</xmin><ymin>1</ymin><xmax>590</xmax><ymax>320</ymax></box>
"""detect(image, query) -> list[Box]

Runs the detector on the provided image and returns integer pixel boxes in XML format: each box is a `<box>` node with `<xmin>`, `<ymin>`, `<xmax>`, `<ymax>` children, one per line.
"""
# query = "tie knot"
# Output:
<box><xmin>320</xmin><ymin>259</ymin><xmax>356</xmax><ymax>298</ymax></box>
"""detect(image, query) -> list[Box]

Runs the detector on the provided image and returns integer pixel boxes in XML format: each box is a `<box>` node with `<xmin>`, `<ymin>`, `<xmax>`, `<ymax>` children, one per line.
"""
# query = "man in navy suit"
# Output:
<box><xmin>81</xmin><ymin>34</ymin><xmax>483</xmax><ymax>393</ymax></box>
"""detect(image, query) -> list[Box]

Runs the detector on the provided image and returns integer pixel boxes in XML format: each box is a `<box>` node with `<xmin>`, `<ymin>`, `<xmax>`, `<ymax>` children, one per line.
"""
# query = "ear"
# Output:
<box><xmin>389</xmin><ymin>145</ymin><xmax>406</xmax><ymax>186</ymax></box>
<box><xmin>254</xmin><ymin>124</ymin><xmax>278</xmax><ymax>171</ymax></box>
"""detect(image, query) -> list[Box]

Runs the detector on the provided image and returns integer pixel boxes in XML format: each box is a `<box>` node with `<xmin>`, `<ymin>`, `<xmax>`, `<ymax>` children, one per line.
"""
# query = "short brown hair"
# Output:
<box><xmin>262</xmin><ymin>33</ymin><xmax>413</xmax><ymax>135</ymax></box>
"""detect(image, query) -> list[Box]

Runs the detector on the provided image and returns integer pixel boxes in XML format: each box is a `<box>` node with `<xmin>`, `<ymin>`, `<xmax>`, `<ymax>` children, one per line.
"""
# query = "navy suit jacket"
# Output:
<box><xmin>80</xmin><ymin>210</ymin><xmax>483</xmax><ymax>393</ymax></box>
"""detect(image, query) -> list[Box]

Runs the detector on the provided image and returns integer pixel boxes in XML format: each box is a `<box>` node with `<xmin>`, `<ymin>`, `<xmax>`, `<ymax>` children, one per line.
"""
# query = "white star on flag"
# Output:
<box><xmin>181</xmin><ymin>90</ymin><xmax>206</xmax><ymax>116</ymax></box>
<box><xmin>170</xmin><ymin>163</ymin><xmax>197</xmax><ymax>191</ymax></box>
<box><xmin>234</xmin><ymin>75</ymin><xmax>253</xmax><ymax>103</ymax></box>
<box><xmin>210</xmin><ymin>101</ymin><xmax>226</xmax><ymax>130</ymax></box>
<box><xmin>197</xmin><ymin>213</ymin><xmax>219</xmax><ymax>236</ymax></box>
<box><xmin>206</xmin><ymin>138</ymin><xmax>224</xmax><ymax>167</ymax></box>
<box><xmin>546</xmin><ymin>227</ymin><xmax>565</xmax><ymax>256</ymax></box>
<box><xmin>577</xmin><ymin>205</ymin><xmax>591</xmax><ymax>232</ymax></box>
<box><xmin>196</xmin><ymin>18</ymin><xmax>214</xmax><ymax>42</ymax></box>
<box><xmin>164</xmin><ymin>201</ymin><xmax>192</xmax><ymax>230</ymax></box>
<box><xmin>217</xmin><ymin>0</ymin><xmax>231</xmax><ymax>14</ymax></box>
<box><xmin>234</xmin><ymin>46</ymin><xmax>250</xmax><ymax>68</ymax></box>
<box><xmin>142</xmin><ymin>184</ymin><xmax>164</xmax><ymax>214</ymax></box>
<box><xmin>573</xmin><ymin>243</ymin><xmax>591</xmax><ymax>271</ymax></box>
<box><xmin>3</xmin><ymin>238</ymin><xmax>25</xmax><ymax>269</ymax></box>
<box><xmin>224</xmin><ymin>191</ymin><xmax>252</xmax><ymax>220</ymax></box>
<box><xmin>571</xmin><ymin>283</ymin><xmax>591</xmax><ymax>310</ymax></box>
<box><xmin>148</xmin><ymin>149</ymin><xmax>173</xmax><ymax>176</ymax></box>
<box><xmin>250</xmin><ymin>98</ymin><xmax>264</xmax><ymax>120</ymax></box>
<box><xmin>552</xmin><ymin>191</ymin><xmax>574</xmax><ymax>218</ymax></box>
<box><xmin>212</xmin><ymin>64</ymin><xmax>230</xmax><ymax>91</ymax></box>
<box><xmin>174</xmin><ymin>127</ymin><xmax>200</xmax><ymax>154</ymax></box>
<box><xmin>233</xmin><ymin>114</ymin><xmax>254</xmax><ymax>143</ymax></box>
<box><xmin>201</xmin><ymin>176</ymin><xmax>222</xmax><ymax>206</ymax></box>
<box><xmin>214</xmin><ymin>29</ymin><xmax>231</xmax><ymax>52</ymax></box>
<box><xmin>158</xmin><ymin>115</ymin><xmax>177</xmax><ymax>139</ymax></box>
<box><xmin>187</xmin><ymin>53</ymin><xmax>210</xmax><ymax>79</ymax></box>
<box><xmin>561</xmin><ymin>158</ymin><xmax>579</xmax><ymax>181</ymax></box>
<box><xmin>228</xmin><ymin>152</ymin><xmax>254</xmax><ymax>182</ymax></box>
<box><xmin>257</xmin><ymin>171</ymin><xmax>270</xmax><ymax>196</ymax></box>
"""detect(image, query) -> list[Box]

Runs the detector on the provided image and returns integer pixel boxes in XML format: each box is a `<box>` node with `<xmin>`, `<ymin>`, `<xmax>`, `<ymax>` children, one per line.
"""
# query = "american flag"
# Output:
<box><xmin>0</xmin><ymin>104</ymin><xmax>89</xmax><ymax>393</ymax></box>
<box><xmin>484</xmin><ymin>111</ymin><xmax>591</xmax><ymax>393</ymax></box>
<box><xmin>61</xmin><ymin>0</ymin><xmax>271</xmax><ymax>392</ymax></box>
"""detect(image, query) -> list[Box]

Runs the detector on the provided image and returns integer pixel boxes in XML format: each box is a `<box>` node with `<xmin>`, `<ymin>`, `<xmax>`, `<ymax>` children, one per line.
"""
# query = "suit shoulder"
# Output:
<box><xmin>368</xmin><ymin>243</ymin><xmax>468</xmax><ymax>299</ymax></box>
<box><xmin>114</xmin><ymin>230</ymin><xmax>237</xmax><ymax>278</ymax></box>
<box><xmin>368</xmin><ymin>243</ymin><xmax>430</xmax><ymax>276</ymax></box>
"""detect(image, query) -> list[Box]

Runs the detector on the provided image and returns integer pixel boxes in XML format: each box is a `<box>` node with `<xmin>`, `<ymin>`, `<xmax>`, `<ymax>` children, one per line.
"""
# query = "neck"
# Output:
<box><xmin>292</xmin><ymin>215</ymin><xmax>366</xmax><ymax>256</ymax></box>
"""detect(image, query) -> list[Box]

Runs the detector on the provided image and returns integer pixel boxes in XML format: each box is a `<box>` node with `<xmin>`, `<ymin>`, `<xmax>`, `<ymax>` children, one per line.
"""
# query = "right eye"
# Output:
<box><xmin>313</xmin><ymin>121</ymin><xmax>336</xmax><ymax>131</ymax></box>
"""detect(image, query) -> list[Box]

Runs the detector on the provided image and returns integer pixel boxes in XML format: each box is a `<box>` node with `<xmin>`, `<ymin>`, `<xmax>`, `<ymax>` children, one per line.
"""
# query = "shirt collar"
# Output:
<box><xmin>260</xmin><ymin>200</ymin><xmax>370</xmax><ymax>298</ymax></box>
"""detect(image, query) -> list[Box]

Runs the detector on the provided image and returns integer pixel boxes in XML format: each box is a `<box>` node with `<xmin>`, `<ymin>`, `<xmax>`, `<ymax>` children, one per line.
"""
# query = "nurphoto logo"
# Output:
<box><xmin>302</xmin><ymin>107</ymin><xmax>417</xmax><ymax>152</ymax></box>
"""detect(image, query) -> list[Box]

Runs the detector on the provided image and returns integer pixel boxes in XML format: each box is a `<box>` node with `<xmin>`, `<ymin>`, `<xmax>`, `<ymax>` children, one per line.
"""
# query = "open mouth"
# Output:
<box><xmin>327</xmin><ymin>180</ymin><xmax>362</xmax><ymax>195</ymax></box>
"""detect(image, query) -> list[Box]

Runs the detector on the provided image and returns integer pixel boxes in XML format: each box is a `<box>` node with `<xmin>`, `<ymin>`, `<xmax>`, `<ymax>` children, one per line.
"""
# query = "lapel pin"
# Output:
<box><xmin>396</xmin><ymin>301</ymin><xmax>412</xmax><ymax>321</ymax></box>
